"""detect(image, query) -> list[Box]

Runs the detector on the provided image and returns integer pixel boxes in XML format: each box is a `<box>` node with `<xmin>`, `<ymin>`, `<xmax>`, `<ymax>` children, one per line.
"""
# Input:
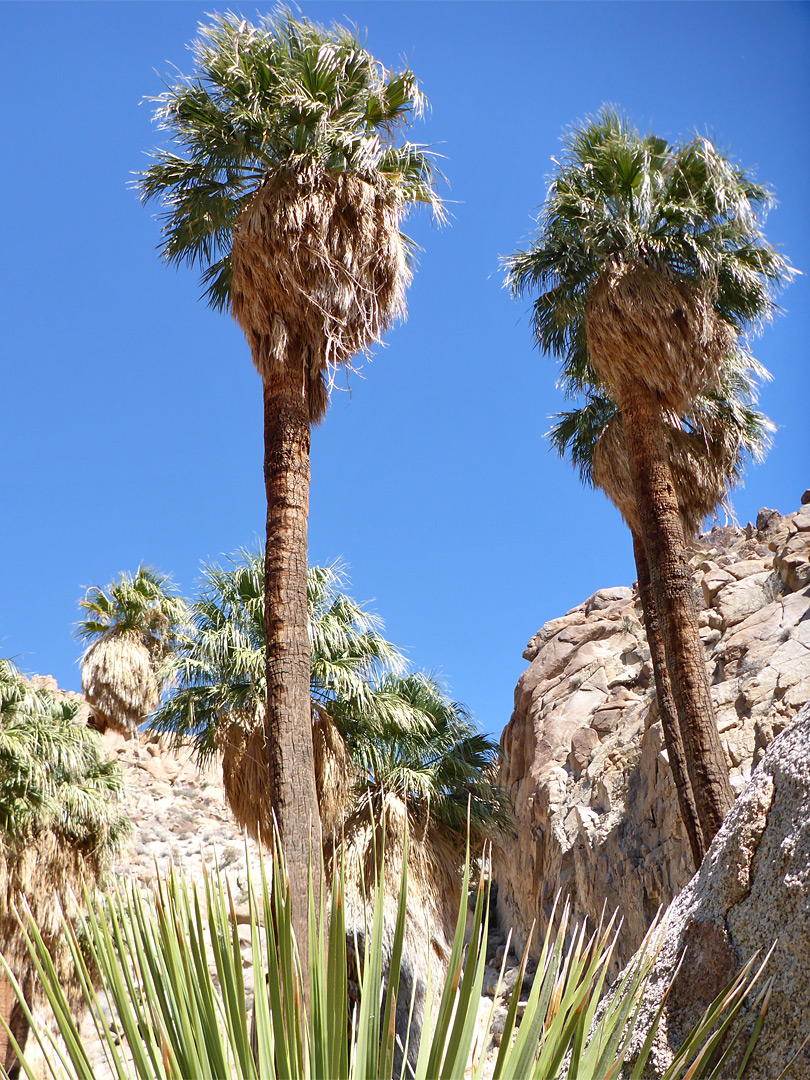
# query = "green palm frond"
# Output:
<box><xmin>76</xmin><ymin>565</ymin><xmax>189</xmax><ymax>654</ymax></box>
<box><xmin>547</xmin><ymin>393</ymin><xmax>617</xmax><ymax>487</ymax></box>
<box><xmin>0</xmin><ymin>660</ymin><xmax>129</xmax><ymax>854</ymax></box>
<box><xmin>138</xmin><ymin>9</ymin><xmax>444</xmax><ymax>310</ymax></box>
<box><xmin>149</xmin><ymin>550</ymin><xmax>408</xmax><ymax>761</ymax></box>
<box><xmin>149</xmin><ymin>552</ymin><xmax>510</xmax><ymax>843</ymax></box>
<box><xmin>338</xmin><ymin>672</ymin><xmax>512</xmax><ymax>842</ymax></box>
<box><xmin>504</xmin><ymin>105</ymin><xmax>794</xmax><ymax>377</ymax></box>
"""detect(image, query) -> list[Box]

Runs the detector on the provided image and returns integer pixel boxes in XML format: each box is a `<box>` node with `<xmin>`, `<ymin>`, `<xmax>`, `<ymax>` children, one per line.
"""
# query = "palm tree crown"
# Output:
<box><xmin>150</xmin><ymin>553</ymin><xmax>406</xmax><ymax>761</ymax></box>
<box><xmin>149</xmin><ymin>551</ymin><xmax>509</xmax><ymax>845</ymax></box>
<box><xmin>77</xmin><ymin>566</ymin><xmax>189</xmax><ymax>733</ymax></box>
<box><xmin>505</xmin><ymin>107</ymin><xmax>793</xmax><ymax>407</ymax></box>
<box><xmin>139</xmin><ymin>10</ymin><xmax>443</xmax><ymax>419</ymax></box>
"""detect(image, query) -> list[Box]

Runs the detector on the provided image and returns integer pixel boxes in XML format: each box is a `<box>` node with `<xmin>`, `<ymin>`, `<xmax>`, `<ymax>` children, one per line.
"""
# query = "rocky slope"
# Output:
<box><xmin>494</xmin><ymin>494</ymin><xmax>810</xmax><ymax>976</ymax></box>
<box><xmin>616</xmin><ymin>701</ymin><xmax>810</xmax><ymax>1079</ymax></box>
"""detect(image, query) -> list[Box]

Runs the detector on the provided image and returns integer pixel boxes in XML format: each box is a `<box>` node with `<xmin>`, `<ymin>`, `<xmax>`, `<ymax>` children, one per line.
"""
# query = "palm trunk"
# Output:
<box><xmin>263</xmin><ymin>362</ymin><xmax>322</xmax><ymax>994</ymax></box>
<box><xmin>619</xmin><ymin>380</ymin><xmax>733</xmax><ymax>845</ymax></box>
<box><xmin>632</xmin><ymin>530</ymin><xmax>705</xmax><ymax>867</ymax></box>
<box><xmin>0</xmin><ymin>972</ymin><xmax>29</xmax><ymax>1076</ymax></box>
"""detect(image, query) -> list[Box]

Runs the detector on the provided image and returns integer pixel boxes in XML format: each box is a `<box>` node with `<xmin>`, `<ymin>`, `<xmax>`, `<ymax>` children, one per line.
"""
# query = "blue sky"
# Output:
<box><xmin>1</xmin><ymin>2</ymin><xmax>808</xmax><ymax>739</ymax></box>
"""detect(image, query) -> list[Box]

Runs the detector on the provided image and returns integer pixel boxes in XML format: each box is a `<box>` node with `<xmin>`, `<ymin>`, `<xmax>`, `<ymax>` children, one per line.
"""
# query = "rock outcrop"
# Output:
<box><xmin>618</xmin><ymin>701</ymin><xmax>810</xmax><ymax>1078</ymax></box>
<box><xmin>494</xmin><ymin>498</ymin><xmax>810</xmax><ymax>975</ymax></box>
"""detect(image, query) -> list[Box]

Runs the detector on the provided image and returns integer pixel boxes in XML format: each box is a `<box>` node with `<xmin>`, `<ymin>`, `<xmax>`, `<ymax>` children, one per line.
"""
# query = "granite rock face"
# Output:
<box><xmin>494</xmin><ymin>498</ymin><xmax>810</xmax><ymax>975</ymax></box>
<box><xmin>619</xmin><ymin>702</ymin><xmax>810</xmax><ymax>1078</ymax></box>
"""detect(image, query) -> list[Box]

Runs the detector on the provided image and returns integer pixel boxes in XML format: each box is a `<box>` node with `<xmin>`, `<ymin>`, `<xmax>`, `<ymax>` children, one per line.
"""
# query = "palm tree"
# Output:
<box><xmin>0</xmin><ymin>660</ymin><xmax>129</xmax><ymax>1072</ymax></box>
<box><xmin>77</xmin><ymin>566</ymin><xmax>188</xmax><ymax>736</ymax></box>
<box><xmin>149</xmin><ymin>550</ymin><xmax>509</xmax><ymax>852</ymax></box>
<box><xmin>150</xmin><ymin>552</ymin><xmax>402</xmax><ymax>838</ymax></box>
<box><xmin>138</xmin><ymin>12</ymin><xmax>443</xmax><ymax>937</ymax></box>
<box><xmin>150</xmin><ymin>553</ymin><xmax>508</xmax><ymax>1067</ymax></box>
<box><xmin>550</xmin><ymin>386</ymin><xmax>773</xmax><ymax>865</ymax></box>
<box><xmin>505</xmin><ymin>107</ymin><xmax>793</xmax><ymax>845</ymax></box>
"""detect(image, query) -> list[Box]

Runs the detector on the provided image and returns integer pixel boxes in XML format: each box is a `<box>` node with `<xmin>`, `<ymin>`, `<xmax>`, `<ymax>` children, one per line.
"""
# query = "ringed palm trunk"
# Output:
<box><xmin>263</xmin><ymin>354</ymin><xmax>322</xmax><ymax>990</ymax></box>
<box><xmin>620</xmin><ymin>379</ymin><xmax>734</xmax><ymax>845</ymax></box>
<box><xmin>631</xmin><ymin>530</ymin><xmax>705</xmax><ymax>867</ymax></box>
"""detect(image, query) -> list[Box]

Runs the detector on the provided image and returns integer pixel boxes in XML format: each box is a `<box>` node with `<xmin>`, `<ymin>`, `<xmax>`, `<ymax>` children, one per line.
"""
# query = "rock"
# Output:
<box><xmin>700</xmin><ymin>566</ymin><xmax>735</xmax><ymax>605</ymax></box>
<box><xmin>494</xmin><ymin>496</ymin><xmax>810</xmax><ymax>978</ymax></box>
<box><xmin>569</xmin><ymin>727</ymin><xmax>599</xmax><ymax>775</ymax></box>
<box><xmin>774</xmin><ymin>529</ymin><xmax>810</xmax><ymax>591</ymax></box>
<box><xmin>616</xmin><ymin>703</ymin><xmax>810</xmax><ymax>1079</ymax></box>
<box><xmin>712</xmin><ymin>570</ymin><xmax>782</xmax><ymax>628</ymax></box>
<box><xmin>801</xmin><ymin>489</ymin><xmax>810</xmax><ymax>506</ymax></box>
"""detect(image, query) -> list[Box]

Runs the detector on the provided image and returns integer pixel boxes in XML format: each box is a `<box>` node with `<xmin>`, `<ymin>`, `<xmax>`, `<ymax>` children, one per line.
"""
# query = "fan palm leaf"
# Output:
<box><xmin>149</xmin><ymin>552</ymin><xmax>509</xmax><ymax>852</ymax></box>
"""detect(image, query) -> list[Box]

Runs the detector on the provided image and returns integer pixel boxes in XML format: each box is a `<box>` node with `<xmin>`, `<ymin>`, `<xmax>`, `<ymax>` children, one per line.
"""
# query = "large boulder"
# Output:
<box><xmin>494</xmin><ymin>498</ymin><xmax>810</xmax><ymax>975</ymax></box>
<box><xmin>620</xmin><ymin>700</ymin><xmax>810</xmax><ymax>1078</ymax></box>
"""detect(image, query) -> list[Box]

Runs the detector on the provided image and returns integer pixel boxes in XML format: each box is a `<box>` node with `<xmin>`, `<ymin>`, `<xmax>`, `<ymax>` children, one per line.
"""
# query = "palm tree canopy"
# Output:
<box><xmin>76</xmin><ymin>566</ymin><xmax>190</xmax><ymax>732</ymax></box>
<box><xmin>76</xmin><ymin>565</ymin><xmax>189</xmax><ymax>655</ymax></box>
<box><xmin>150</xmin><ymin>551</ymin><xmax>408</xmax><ymax>761</ymax></box>
<box><xmin>138</xmin><ymin>10</ymin><xmax>443</xmax><ymax>316</ymax></box>
<box><xmin>329</xmin><ymin>671</ymin><xmax>512</xmax><ymax>842</ymax></box>
<box><xmin>505</xmin><ymin>107</ymin><xmax>794</xmax><ymax>404</ymax></box>
<box><xmin>549</xmin><ymin>383</ymin><xmax>774</xmax><ymax>536</ymax></box>
<box><xmin>149</xmin><ymin>550</ymin><xmax>509</xmax><ymax>842</ymax></box>
<box><xmin>0</xmin><ymin>660</ymin><xmax>129</xmax><ymax>855</ymax></box>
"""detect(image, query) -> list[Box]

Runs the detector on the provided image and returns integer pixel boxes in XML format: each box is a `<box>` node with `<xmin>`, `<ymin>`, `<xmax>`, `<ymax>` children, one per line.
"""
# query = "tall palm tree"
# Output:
<box><xmin>549</xmin><ymin>386</ymin><xmax>773</xmax><ymax>865</ymax></box>
<box><xmin>506</xmin><ymin>107</ymin><xmax>793</xmax><ymax>844</ymax></box>
<box><xmin>77</xmin><ymin>566</ymin><xmax>188</xmax><ymax>735</ymax></box>
<box><xmin>138</xmin><ymin>13</ymin><xmax>443</xmax><ymax>937</ymax></box>
<box><xmin>0</xmin><ymin>660</ymin><xmax>129</xmax><ymax>1072</ymax></box>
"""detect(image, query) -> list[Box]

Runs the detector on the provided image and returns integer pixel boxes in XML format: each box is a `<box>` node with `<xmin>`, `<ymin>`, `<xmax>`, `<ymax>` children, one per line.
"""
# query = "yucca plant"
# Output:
<box><xmin>1</xmin><ymin>833</ymin><xmax>771</xmax><ymax>1080</ymax></box>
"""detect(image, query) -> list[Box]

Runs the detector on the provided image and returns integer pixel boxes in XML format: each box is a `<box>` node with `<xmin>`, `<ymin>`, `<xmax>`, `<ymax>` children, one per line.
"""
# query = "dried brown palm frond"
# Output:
<box><xmin>218</xmin><ymin>707</ymin><xmax>273</xmax><ymax>843</ymax></box>
<box><xmin>593</xmin><ymin>411</ymin><xmax>741</xmax><ymax>538</ymax></box>
<box><xmin>231</xmin><ymin>171</ymin><xmax>409</xmax><ymax>422</ymax></box>
<box><xmin>585</xmin><ymin>264</ymin><xmax>733</xmax><ymax>413</ymax></box>
<box><xmin>0</xmin><ymin>831</ymin><xmax>102</xmax><ymax>987</ymax></box>
<box><xmin>219</xmin><ymin>704</ymin><xmax>353</xmax><ymax>844</ymax></box>
<box><xmin>312</xmin><ymin>704</ymin><xmax>354</xmax><ymax>843</ymax></box>
<box><xmin>330</xmin><ymin>792</ymin><xmax>461</xmax><ymax>978</ymax></box>
<box><xmin>81</xmin><ymin>634</ymin><xmax>161</xmax><ymax>734</ymax></box>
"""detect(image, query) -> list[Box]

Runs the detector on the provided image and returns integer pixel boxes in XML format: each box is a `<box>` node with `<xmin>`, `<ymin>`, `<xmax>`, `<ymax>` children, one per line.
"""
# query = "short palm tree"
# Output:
<box><xmin>77</xmin><ymin>566</ymin><xmax>188</xmax><ymax>735</ymax></box>
<box><xmin>150</xmin><ymin>550</ymin><xmax>509</xmax><ymax>853</ymax></box>
<box><xmin>506</xmin><ymin>107</ymin><xmax>793</xmax><ymax>844</ymax></box>
<box><xmin>151</xmin><ymin>552</ymin><xmax>508</xmax><ymax>1062</ymax></box>
<box><xmin>0</xmin><ymin>660</ymin><xmax>129</xmax><ymax>1072</ymax></box>
<box><xmin>550</xmin><ymin>384</ymin><xmax>773</xmax><ymax>865</ymax></box>
<box><xmin>150</xmin><ymin>552</ymin><xmax>404</xmax><ymax>839</ymax></box>
<box><xmin>138</xmin><ymin>12</ymin><xmax>443</xmax><ymax>940</ymax></box>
